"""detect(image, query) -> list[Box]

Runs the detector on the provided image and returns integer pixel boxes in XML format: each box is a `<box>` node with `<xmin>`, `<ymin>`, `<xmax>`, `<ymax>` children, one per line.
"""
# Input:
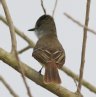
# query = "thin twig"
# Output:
<box><xmin>64</xmin><ymin>13</ymin><xmax>96</xmax><ymax>35</ymax></box>
<box><xmin>0</xmin><ymin>0</ymin><xmax>33</xmax><ymax>97</ymax></box>
<box><xmin>18</xmin><ymin>45</ymin><xmax>31</xmax><ymax>54</ymax></box>
<box><xmin>77</xmin><ymin>0</ymin><xmax>91</xmax><ymax>93</ymax></box>
<box><xmin>73</xmin><ymin>78</ymin><xmax>78</xmax><ymax>88</ymax></box>
<box><xmin>41</xmin><ymin>0</ymin><xmax>46</xmax><ymax>15</ymax></box>
<box><xmin>0</xmin><ymin>76</ymin><xmax>19</xmax><ymax>97</ymax></box>
<box><xmin>52</xmin><ymin>0</ymin><xmax>58</xmax><ymax>17</ymax></box>
<box><xmin>1</xmin><ymin>15</ymin><xmax>96</xmax><ymax>94</ymax></box>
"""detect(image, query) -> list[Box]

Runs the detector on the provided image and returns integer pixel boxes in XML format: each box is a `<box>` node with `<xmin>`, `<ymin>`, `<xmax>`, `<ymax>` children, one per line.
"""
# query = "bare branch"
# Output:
<box><xmin>16</xmin><ymin>61</ymin><xmax>33</xmax><ymax>97</ymax></box>
<box><xmin>64</xmin><ymin>13</ymin><xmax>96</xmax><ymax>35</ymax></box>
<box><xmin>0</xmin><ymin>48</ymin><xmax>82</xmax><ymax>97</ymax></box>
<box><xmin>41</xmin><ymin>0</ymin><xmax>46</xmax><ymax>15</ymax></box>
<box><xmin>61</xmin><ymin>67</ymin><xmax>96</xmax><ymax>94</ymax></box>
<box><xmin>1</xmin><ymin>0</ymin><xmax>17</xmax><ymax>54</ymax></box>
<box><xmin>0</xmin><ymin>1</ymin><xmax>33</xmax><ymax>97</ymax></box>
<box><xmin>0</xmin><ymin>15</ymin><xmax>35</xmax><ymax>47</ymax></box>
<box><xmin>0</xmin><ymin>76</ymin><xmax>19</xmax><ymax>97</ymax></box>
<box><xmin>77</xmin><ymin>0</ymin><xmax>91</xmax><ymax>93</ymax></box>
<box><xmin>52</xmin><ymin>0</ymin><xmax>58</xmax><ymax>17</ymax></box>
<box><xmin>1</xmin><ymin>16</ymin><xmax>96</xmax><ymax>94</ymax></box>
<box><xmin>18</xmin><ymin>45</ymin><xmax>31</xmax><ymax>54</ymax></box>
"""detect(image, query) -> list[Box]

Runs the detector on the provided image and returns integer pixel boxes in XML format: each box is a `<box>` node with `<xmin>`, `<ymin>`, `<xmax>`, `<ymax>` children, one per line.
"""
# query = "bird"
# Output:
<box><xmin>28</xmin><ymin>15</ymin><xmax>65</xmax><ymax>84</ymax></box>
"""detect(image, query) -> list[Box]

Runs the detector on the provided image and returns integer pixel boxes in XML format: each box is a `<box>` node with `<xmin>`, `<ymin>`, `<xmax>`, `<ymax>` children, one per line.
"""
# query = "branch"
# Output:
<box><xmin>77</xmin><ymin>0</ymin><xmax>91</xmax><ymax>93</ymax></box>
<box><xmin>64</xmin><ymin>13</ymin><xmax>96</xmax><ymax>35</ymax></box>
<box><xmin>1</xmin><ymin>16</ymin><xmax>96</xmax><ymax>94</ymax></box>
<box><xmin>52</xmin><ymin>0</ymin><xmax>58</xmax><ymax>17</ymax></box>
<box><xmin>41</xmin><ymin>0</ymin><xmax>46</xmax><ymax>15</ymax></box>
<box><xmin>1</xmin><ymin>0</ymin><xmax>16</xmax><ymax>54</ymax></box>
<box><xmin>0</xmin><ymin>1</ymin><xmax>32</xmax><ymax>97</ymax></box>
<box><xmin>0</xmin><ymin>76</ymin><xmax>19</xmax><ymax>97</ymax></box>
<box><xmin>0</xmin><ymin>15</ymin><xmax>33</xmax><ymax>55</ymax></box>
<box><xmin>0</xmin><ymin>15</ymin><xmax>35</xmax><ymax>47</ymax></box>
<box><xmin>61</xmin><ymin>67</ymin><xmax>96</xmax><ymax>93</ymax></box>
<box><xmin>0</xmin><ymin>48</ymin><xmax>82</xmax><ymax>97</ymax></box>
<box><xmin>18</xmin><ymin>45</ymin><xmax>31</xmax><ymax>54</ymax></box>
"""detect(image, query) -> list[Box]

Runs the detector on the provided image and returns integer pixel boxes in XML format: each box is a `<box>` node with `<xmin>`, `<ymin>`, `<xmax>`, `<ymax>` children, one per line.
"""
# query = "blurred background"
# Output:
<box><xmin>0</xmin><ymin>0</ymin><xmax>96</xmax><ymax>97</ymax></box>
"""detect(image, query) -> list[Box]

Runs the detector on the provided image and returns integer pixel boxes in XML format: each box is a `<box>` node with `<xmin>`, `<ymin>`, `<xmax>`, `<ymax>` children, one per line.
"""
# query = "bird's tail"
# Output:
<box><xmin>44</xmin><ymin>61</ymin><xmax>61</xmax><ymax>84</ymax></box>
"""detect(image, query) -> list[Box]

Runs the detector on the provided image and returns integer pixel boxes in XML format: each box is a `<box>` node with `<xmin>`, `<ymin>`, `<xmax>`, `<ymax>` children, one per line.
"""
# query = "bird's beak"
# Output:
<box><xmin>28</xmin><ymin>28</ymin><xmax>36</xmax><ymax>31</ymax></box>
